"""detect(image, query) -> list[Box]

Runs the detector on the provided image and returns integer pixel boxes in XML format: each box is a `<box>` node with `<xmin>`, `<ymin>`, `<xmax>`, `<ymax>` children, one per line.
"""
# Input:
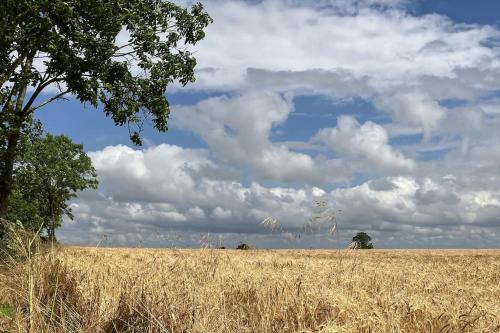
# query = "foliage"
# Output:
<box><xmin>352</xmin><ymin>232</ymin><xmax>374</xmax><ymax>249</ymax></box>
<box><xmin>3</xmin><ymin>189</ymin><xmax>43</xmax><ymax>232</ymax></box>
<box><xmin>0</xmin><ymin>0</ymin><xmax>212</xmax><ymax>215</ymax></box>
<box><xmin>236</xmin><ymin>243</ymin><xmax>252</xmax><ymax>250</ymax></box>
<box><xmin>5</xmin><ymin>134</ymin><xmax>98</xmax><ymax>240</ymax></box>
<box><xmin>0</xmin><ymin>118</ymin><xmax>42</xmax><ymax>240</ymax></box>
<box><xmin>0</xmin><ymin>117</ymin><xmax>42</xmax><ymax>177</ymax></box>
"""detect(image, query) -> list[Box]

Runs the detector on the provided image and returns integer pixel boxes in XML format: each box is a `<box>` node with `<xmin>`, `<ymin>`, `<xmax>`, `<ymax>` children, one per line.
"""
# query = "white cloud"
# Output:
<box><xmin>377</xmin><ymin>91</ymin><xmax>447</xmax><ymax>140</ymax></box>
<box><xmin>211</xmin><ymin>206</ymin><xmax>233</xmax><ymax>219</ymax></box>
<box><xmin>189</xmin><ymin>0</ymin><xmax>500</xmax><ymax>99</ymax></box>
<box><xmin>174</xmin><ymin>92</ymin><xmax>352</xmax><ymax>184</ymax></box>
<box><xmin>54</xmin><ymin>1</ymin><xmax>500</xmax><ymax>248</ymax></box>
<box><xmin>314</xmin><ymin>116</ymin><xmax>415</xmax><ymax>172</ymax></box>
<box><xmin>60</xmin><ymin>144</ymin><xmax>500</xmax><ymax>248</ymax></box>
<box><xmin>331</xmin><ymin>175</ymin><xmax>500</xmax><ymax>230</ymax></box>
<box><xmin>62</xmin><ymin>144</ymin><xmax>326</xmax><ymax>242</ymax></box>
<box><xmin>376</xmin><ymin>91</ymin><xmax>447</xmax><ymax>140</ymax></box>
<box><xmin>177</xmin><ymin>0</ymin><xmax>500</xmax><ymax>157</ymax></box>
<box><xmin>89</xmin><ymin>144</ymin><xmax>215</xmax><ymax>203</ymax></box>
<box><xmin>174</xmin><ymin>92</ymin><xmax>291</xmax><ymax>164</ymax></box>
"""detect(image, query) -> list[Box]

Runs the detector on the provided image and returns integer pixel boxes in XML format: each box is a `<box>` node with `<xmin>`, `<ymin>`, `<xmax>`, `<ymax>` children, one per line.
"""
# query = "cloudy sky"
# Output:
<box><xmin>40</xmin><ymin>0</ymin><xmax>500</xmax><ymax>248</ymax></box>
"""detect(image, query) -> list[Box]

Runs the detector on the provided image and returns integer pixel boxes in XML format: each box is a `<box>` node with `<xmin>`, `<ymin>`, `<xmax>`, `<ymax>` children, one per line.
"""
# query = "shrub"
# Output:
<box><xmin>352</xmin><ymin>232</ymin><xmax>374</xmax><ymax>249</ymax></box>
<box><xmin>236</xmin><ymin>243</ymin><xmax>252</xmax><ymax>250</ymax></box>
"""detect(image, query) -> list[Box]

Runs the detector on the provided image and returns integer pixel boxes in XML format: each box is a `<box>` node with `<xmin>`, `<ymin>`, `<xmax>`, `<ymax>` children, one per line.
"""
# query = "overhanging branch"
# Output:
<box><xmin>21</xmin><ymin>77</ymin><xmax>64</xmax><ymax>116</ymax></box>
<box><xmin>29</xmin><ymin>91</ymin><xmax>70</xmax><ymax>113</ymax></box>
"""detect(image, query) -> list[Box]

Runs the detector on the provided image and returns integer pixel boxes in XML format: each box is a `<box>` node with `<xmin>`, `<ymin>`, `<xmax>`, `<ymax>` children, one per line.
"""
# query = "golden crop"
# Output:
<box><xmin>1</xmin><ymin>246</ymin><xmax>499</xmax><ymax>332</ymax></box>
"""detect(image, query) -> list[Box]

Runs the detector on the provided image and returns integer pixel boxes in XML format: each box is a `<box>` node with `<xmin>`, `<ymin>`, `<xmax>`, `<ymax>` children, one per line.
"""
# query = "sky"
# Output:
<box><xmin>39</xmin><ymin>0</ymin><xmax>500</xmax><ymax>248</ymax></box>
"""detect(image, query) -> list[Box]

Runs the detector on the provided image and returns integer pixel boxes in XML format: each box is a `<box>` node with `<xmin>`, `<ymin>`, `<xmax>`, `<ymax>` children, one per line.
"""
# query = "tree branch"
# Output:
<box><xmin>30</xmin><ymin>91</ymin><xmax>70</xmax><ymax>113</ymax></box>
<box><xmin>21</xmin><ymin>77</ymin><xmax>64</xmax><ymax>116</ymax></box>
<box><xmin>13</xmin><ymin>53</ymin><xmax>35</xmax><ymax>114</ymax></box>
<box><xmin>115</xmin><ymin>42</ymin><xmax>135</xmax><ymax>51</ymax></box>
<box><xmin>114</xmin><ymin>50</ymin><xmax>139</xmax><ymax>57</ymax></box>
<box><xmin>1</xmin><ymin>84</ymin><xmax>18</xmax><ymax>114</ymax></box>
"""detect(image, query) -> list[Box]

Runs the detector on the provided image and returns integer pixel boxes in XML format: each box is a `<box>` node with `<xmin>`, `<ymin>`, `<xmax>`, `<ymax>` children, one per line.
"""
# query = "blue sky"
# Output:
<box><xmin>38</xmin><ymin>0</ymin><xmax>500</xmax><ymax>248</ymax></box>
<box><xmin>416</xmin><ymin>0</ymin><xmax>500</xmax><ymax>25</ymax></box>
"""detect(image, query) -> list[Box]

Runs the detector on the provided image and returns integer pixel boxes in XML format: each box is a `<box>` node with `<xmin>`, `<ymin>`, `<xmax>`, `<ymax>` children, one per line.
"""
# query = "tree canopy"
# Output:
<box><xmin>0</xmin><ymin>0</ymin><xmax>212</xmax><ymax>215</ymax></box>
<box><xmin>352</xmin><ymin>232</ymin><xmax>374</xmax><ymax>249</ymax></box>
<box><xmin>5</xmin><ymin>133</ymin><xmax>98</xmax><ymax>241</ymax></box>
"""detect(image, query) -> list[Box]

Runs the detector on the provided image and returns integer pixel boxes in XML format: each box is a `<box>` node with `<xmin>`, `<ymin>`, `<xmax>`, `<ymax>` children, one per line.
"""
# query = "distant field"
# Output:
<box><xmin>1</xmin><ymin>248</ymin><xmax>499</xmax><ymax>332</ymax></box>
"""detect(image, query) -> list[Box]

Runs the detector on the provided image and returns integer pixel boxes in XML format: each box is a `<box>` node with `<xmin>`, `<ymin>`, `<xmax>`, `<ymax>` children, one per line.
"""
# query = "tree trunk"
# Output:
<box><xmin>0</xmin><ymin>53</ymin><xmax>34</xmax><ymax>217</ymax></box>
<box><xmin>0</xmin><ymin>119</ymin><xmax>23</xmax><ymax>217</ymax></box>
<box><xmin>47</xmin><ymin>188</ymin><xmax>57</xmax><ymax>243</ymax></box>
<box><xmin>47</xmin><ymin>226</ymin><xmax>56</xmax><ymax>243</ymax></box>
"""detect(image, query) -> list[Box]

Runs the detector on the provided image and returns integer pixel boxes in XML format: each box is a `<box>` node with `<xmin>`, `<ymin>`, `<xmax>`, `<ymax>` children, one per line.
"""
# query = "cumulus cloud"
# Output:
<box><xmin>174</xmin><ymin>92</ymin><xmax>352</xmax><ymax>184</ymax></box>
<box><xmin>56</xmin><ymin>0</ymin><xmax>500</xmax><ymax>248</ymax></box>
<box><xmin>314</xmin><ymin>116</ymin><xmax>415</xmax><ymax>172</ymax></box>
<box><xmin>178</xmin><ymin>0</ymin><xmax>500</xmax><ymax>155</ymax></box>
<box><xmin>244</xmin><ymin>68</ymin><xmax>374</xmax><ymax>99</ymax></box>
<box><xmin>376</xmin><ymin>91</ymin><xmax>448</xmax><ymax>140</ymax></box>
<box><xmin>334</xmin><ymin>176</ymin><xmax>500</xmax><ymax>230</ymax></box>
<box><xmin>89</xmin><ymin>144</ymin><xmax>216</xmax><ymax>203</ymax></box>
<box><xmin>178</xmin><ymin>0</ymin><xmax>500</xmax><ymax>152</ymax></box>
<box><xmin>60</xmin><ymin>144</ymin><xmax>500</xmax><ymax>248</ymax></box>
<box><xmin>174</xmin><ymin>92</ymin><xmax>291</xmax><ymax>164</ymax></box>
<box><xmin>189</xmin><ymin>0</ymin><xmax>500</xmax><ymax>98</ymax></box>
<box><xmin>62</xmin><ymin>144</ymin><xmax>329</xmax><ymax>245</ymax></box>
<box><xmin>330</xmin><ymin>175</ymin><xmax>500</xmax><ymax>247</ymax></box>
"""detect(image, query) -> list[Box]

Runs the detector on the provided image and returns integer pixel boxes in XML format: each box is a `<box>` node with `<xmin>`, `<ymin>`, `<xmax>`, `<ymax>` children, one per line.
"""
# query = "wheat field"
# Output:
<box><xmin>1</xmin><ymin>245</ymin><xmax>499</xmax><ymax>333</ymax></box>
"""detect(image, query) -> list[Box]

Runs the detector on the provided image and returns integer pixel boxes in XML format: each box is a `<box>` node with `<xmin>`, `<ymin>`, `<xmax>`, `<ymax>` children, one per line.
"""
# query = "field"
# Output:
<box><xmin>1</xmin><ymin>246</ymin><xmax>499</xmax><ymax>333</ymax></box>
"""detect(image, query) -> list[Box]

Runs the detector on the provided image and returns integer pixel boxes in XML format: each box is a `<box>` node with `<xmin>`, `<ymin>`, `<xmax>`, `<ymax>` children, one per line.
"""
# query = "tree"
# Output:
<box><xmin>236</xmin><ymin>243</ymin><xmax>252</xmax><ymax>250</ymax></box>
<box><xmin>0</xmin><ymin>0</ymin><xmax>212</xmax><ymax>216</ymax></box>
<box><xmin>0</xmin><ymin>117</ymin><xmax>42</xmax><ymax>238</ymax></box>
<box><xmin>352</xmin><ymin>232</ymin><xmax>374</xmax><ymax>249</ymax></box>
<box><xmin>6</xmin><ymin>134</ymin><xmax>98</xmax><ymax>241</ymax></box>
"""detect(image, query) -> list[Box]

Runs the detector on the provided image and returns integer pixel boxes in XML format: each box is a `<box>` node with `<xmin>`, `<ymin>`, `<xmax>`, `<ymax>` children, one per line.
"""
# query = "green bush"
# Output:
<box><xmin>352</xmin><ymin>232</ymin><xmax>374</xmax><ymax>249</ymax></box>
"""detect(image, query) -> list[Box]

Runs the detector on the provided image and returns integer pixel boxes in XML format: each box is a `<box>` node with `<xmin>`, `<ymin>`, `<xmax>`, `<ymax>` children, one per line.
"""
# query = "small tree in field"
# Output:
<box><xmin>352</xmin><ymin>232</ymin><xmax>374</xmax><ymax>249</ymax></box>
<box><xmin>236</xmin><ymin>243</ymin><xmax>252</xmax><ymax>250</ymax></box>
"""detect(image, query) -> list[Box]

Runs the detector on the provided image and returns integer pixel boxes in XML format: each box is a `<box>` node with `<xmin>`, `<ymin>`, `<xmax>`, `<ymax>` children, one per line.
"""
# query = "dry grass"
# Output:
<box><xmin>1</xmin><ymin>243</ymin><xmax>499</xmax><ymax>332</ymax></box>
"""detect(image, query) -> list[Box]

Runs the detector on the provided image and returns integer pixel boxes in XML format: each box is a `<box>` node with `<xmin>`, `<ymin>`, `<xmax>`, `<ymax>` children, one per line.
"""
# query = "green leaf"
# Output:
<box><xmin>0</xmin><ymin>0</ymin><xmax>212</xmax><ymax>222</ymax></box>
<box><xmin>5</xmin><ymin>133</ymin><xmax>98</xmax><ymax>240</ymax></box>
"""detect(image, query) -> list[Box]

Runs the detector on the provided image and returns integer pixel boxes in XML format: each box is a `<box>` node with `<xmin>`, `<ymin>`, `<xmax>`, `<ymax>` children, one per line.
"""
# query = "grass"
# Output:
<box><xmin>0</xmin><ymin>234</ymin><xmax>499</xmax><ymax>332</ymax></box>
